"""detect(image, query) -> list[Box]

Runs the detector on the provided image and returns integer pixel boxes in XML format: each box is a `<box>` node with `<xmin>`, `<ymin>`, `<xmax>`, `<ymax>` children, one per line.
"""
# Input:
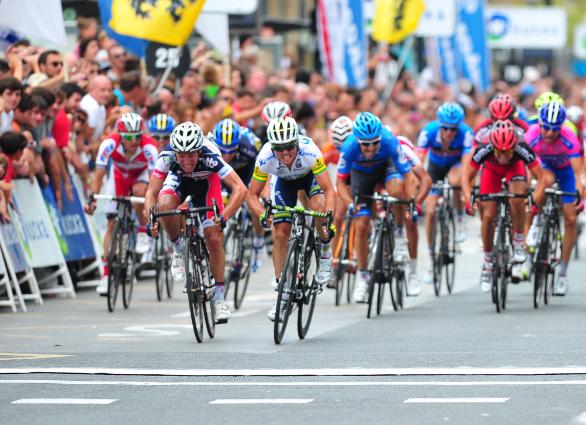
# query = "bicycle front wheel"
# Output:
<box><xmin>107</xmin><ymin>219</ymin><xmax>123</xmax><ymax>313</ymax></box>
<box><xmin>122</xmin><ymin>231</ymin><xmax>135</xmax><ymax>309</ymax></box>
<box><xmin>197</xmin><ymin>240</ymin><xmax>215</xmax><ymax>338</ymax></box>
<box><xmin>234</xmin><ymin>221</ymin><xmax>253</xmax><ymax>310</ymax></box>
<box><xmin>154</xmin><ymin>235</ymin><xmax>164</xmax><ymax>301</ymax></box>
<box><xmin>390</xmin><ymin>267</ymin><xmax>405</xmax><ymax>310</ymax></box>
<box><xmin>431</xmin><ymin>211</ymin><xmax>443</xmax><ymax>297</ymax></box>
<box><xmin>185</xmin><ymin>243</ymin><xmax>204</xmax><ymax>343</ymax></box>
<box><xmin>444</xmin><ymin>208</ymin><xmax>457</xmax><ymax>294</ymax></box>
<box><xmin>298</xmin><ymin>236</ymin><xmax>319</xmax><ymax>339</ymax></box>
<box><xmin>533</xmin><ymin>224</ymin><xmax>549</xmax><ymax>309</ymax></box>
<box><xmin>334</xmin><ymin>221</ymin><xmax>350</xmax><ymax>306</ymax></box>
<box><xmin>274</xmin><ymin>239</ymin><xmax>298</xmax><ymax>344</ymax></box>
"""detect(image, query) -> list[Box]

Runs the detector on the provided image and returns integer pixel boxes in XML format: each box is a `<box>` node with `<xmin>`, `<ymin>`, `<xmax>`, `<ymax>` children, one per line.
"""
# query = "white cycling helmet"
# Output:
<box><xmin>261</xmin><ymin>101</ymin><xmax>292</xmax><ymax>124</ymax></box>
<box><xmin>267</xmin><ymin>117</ymin><xmax>299</xmax><ymax>146</ymax></box>
<box><xmin>330</xmin><ymin>115</ymin><xmax>353</xmax><ymax>147</ymax></box>
<box><xmin>117</xmin><ymin>112</ymin><xmax>143</xmax><ymax>134</ymax></box>
<box><xmin>567</xmin><ymin>105</ymin><xmax>584</xmax><ymax>123</ymax></box>
<box><xmin>170</xmin><ymin>121</ymin><xmax>204</xmax><ymax>153</ymax></box>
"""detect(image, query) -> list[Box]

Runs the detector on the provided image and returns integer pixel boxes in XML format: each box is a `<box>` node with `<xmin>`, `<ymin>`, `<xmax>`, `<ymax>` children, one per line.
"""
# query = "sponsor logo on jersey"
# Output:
<box><xmin>203</xmin><ymin>156</ymin><xmax>219</xmax><ymax>169</ymax></box>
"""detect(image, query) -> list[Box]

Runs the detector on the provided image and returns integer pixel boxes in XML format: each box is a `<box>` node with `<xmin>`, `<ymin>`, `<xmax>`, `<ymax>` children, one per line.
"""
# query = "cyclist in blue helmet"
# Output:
<box><xmin>338</xmin><ymin>112</ymin><xmax>427</xmax><ymax>301</ymax></box>
<box><xmin>211</xmin><ymin>118</ymin><xmax>266</xmax><ymax>272</ymax></box>
<box><xmin>417</xmin><ymin>102</ymin><xmax>473</xmax><ymax>284</ymax></box>
<box><xmin>148</xmin><ymin>113</ymin><xmax>176</xmax><ymax>151</ymax></box>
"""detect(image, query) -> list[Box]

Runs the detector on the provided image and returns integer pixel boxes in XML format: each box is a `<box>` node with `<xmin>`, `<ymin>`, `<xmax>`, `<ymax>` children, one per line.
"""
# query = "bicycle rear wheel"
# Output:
<box><xmin>335</xmin><ymin>221</ymin><xmax>350</xmax><ymax>306</ymax></box>
<box><xmin>107</xmin><ymin>219</ymin><xmax>123</xmax><ymax>312</ymax></box>
<box><xmin>274</xmin><ymin>239</ymin><xmax>298</xmax><ymax>344</ymax></box>
<box><xmin>122</xmin><ymin>231</ymin><xmax>135</xmax><ymax>309</ymax></box>
<box><xmin>444</xmin><ymin>208</ymin><xmax>457</xmax><ymax>294</ymax></box>
<box><xmin>431</xmin><ymin>211</ymin><xmax>443</xmax><ymax>297</ymax></box>
<box><xmin>298</xmin><ymin>236</ymin><xmax>319</xmax><ymax>339</ymax></box>
<box><xmin>186</xmin><ymin>243</ymin><xmax>204</xmax><ymax>343</ymax></box>
<box><xmin>234</xmin><ymin>221</ymin><xmax>253</xmax><ymax>310</ymax></box>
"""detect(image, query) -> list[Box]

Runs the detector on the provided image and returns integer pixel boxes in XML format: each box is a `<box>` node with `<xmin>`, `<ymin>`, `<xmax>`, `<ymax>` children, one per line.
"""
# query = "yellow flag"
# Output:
<box><xmin>109</xmin><ymin>0</ymin><xmax>207</xmax><ymax>46</ymax></box>
<box><xmin>372</xmin><ymin>0</ymin><xmax>425</xmax><ymax>44</ymax></box>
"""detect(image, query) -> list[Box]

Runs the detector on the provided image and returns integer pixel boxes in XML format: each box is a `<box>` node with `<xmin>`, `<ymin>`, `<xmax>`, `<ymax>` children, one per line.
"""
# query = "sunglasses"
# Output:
<box><xmin>50</xmin><ymin>61</ymin><xmax>63</xmax><ymax>67</ymax></box>
<box><xmin>122</xmin><ymin>134</ymin><xmax>141</xmax><ymax>141</ymax></box>
<box><xmin>541</xmin><ymin>123</ymin><xmax>561</xmax><ymax>132</ymax></box>
<box><xmin>272</xmin><ymin>143</ymin><xmax>297</xmax><ymax>152</ymax></box>
<box><xmin>152</xmin><ymin>134</ymin><xmax>169</xmax><ymax>141</ymax></box>
<box><xmin>358</xmin><ymin>139</ymin><xmax>381</xmax><ymax>147</ymax></box>
<box><xmin>114</xmin><ymin>53</ymin><xmax>126</xmax><ymax>59</ymax></box>
<box><xmin>441</xmin><ymin>126</ymin><xmax>458</xmax><ymax>132</ymax></box>
<box><xmin>493</xmin><ymin>147</ymin><xmax>513</xmax><ymax>156</ymax></box>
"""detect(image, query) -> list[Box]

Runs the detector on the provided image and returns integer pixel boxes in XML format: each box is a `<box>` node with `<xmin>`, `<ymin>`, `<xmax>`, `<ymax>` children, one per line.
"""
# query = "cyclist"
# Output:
<box><xmin>247</xmin><ymin>116</ymin><xmax>336</xmax><ymax>321</ymax></box>
<box><xmin>526</xmin><ymin>92</ymin><xmax>571</xmax><ymax>129</ymax></box>
<box><xmin>337</xmin><ymin>112</ymin><xmax>425</xmax><ymax>302</ymax></box>
<box><xmin>148</xmin><ymin>113</ymin><xmax>176</xmax><ymax>152</ymax></box>
<box><xmin>255</xmin><ymin>101</ymin><xmax>293</xmax><ymax>145</ymax></box>
<box><xmin>211</xmin><ymin>118</ymin><xmax>265</xmax><ymax>271</ymax></box>
<box><xmin>462</xmin><ymin>120</ymin><xmax>546</xmax><ymax>292</ymax></box>
<box><xmin>474</xmin><ymin>94</ymin><xmax>529</xmax><ymax>144</ymax></box>
<box><xmin>397</xmin><ymin>135</ymin><xmax>432</xmax><ymax>294</ymax></box>
<box><xmin>418</xmin><ymin>102</ymin><xmax>473</xmax><ymax>282</ymax></box>
<box><xmin>84</xmin><ymin>112</ymin><xmax>158</xmax><ymax>295</ymax></box>
<box><xmin>525</xmin><ymin>102</ymin><xmax>584</xmax><ymax>295</ymax></box>
<box><xmin>144</xmin><ymin>122</ymin><xmax>248</xmax><ymax>322</ymax></box>
<box><xmin>566</xmin><ymin>105</ymin><xmax>585</xmax><ymax>150</ymax></box>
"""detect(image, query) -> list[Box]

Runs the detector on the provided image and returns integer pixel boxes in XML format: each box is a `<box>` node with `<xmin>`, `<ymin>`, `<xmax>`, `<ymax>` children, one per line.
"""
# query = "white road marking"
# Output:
<box><xmin>2</xmin><ymin>379</ymin><xmax>586</xmax><ymax>387</ymax></box>
<box><xmin>2</xmin><ymin>366</ymin><xmax>586</xmax><ymax>377</ymax></box>
<box><xmin>209</xmin><ymin>399</ymin><xmax>313</xmax><ymax>404</ymax></box>
<box><xmin>405</xmin><ymin>398</ymin><xmax>509</xmax><ymax>404</ymax></box>
<box><xmin>574</xmin><ymin>412</ymin><xmax>586</xmax><ymax>424</ymax></box>
<box><xmin>11</xmin><ymin>398</ymin><xmax>117</xmax><ymax>405</ymax></box>
<box><xmin>171</xmin><ymin>309</ymin><xmax>263</xmax><ymax>319</ymax></box>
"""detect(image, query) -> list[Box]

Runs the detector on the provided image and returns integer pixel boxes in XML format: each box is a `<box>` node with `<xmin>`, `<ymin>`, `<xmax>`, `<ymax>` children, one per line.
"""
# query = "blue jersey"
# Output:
<box><xmin>337</xmin><ymin>127</ymin><xmax>412</xmax><ymax>179</ymax></box>
<box><xmin>417</xmin><ymin>121</ymin><xmax>473</xmax><ymax>168</ymax></box>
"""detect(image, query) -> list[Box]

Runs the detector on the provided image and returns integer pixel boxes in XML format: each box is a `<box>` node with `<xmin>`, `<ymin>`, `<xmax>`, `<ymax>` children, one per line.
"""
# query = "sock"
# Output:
<box><xmin>253</xmin><ymin>235</ymin><xmax>265</xmax><ymax>248</ymax></box>
<box><xmin>102</xmin><ymin>258</ymin><xmax>109</xmax><ymax>277</ymax></box>
<box><xmin>410</xmin><ymin>259</ymin><xmax>417</xmax><ymax>274</ymax></box>
<box><xmin>395</xmin><ymin>226</ymin><xmax>404</xmax><ymax>238</ymax></box>
<box><xmin>559</xmin><ymin>261</ymin><xmax>568</xmax><ymax>276</ymax></box>
<box><xmin>457</xmin><ymin>212</ymin><xmax>464</xmax><ymax>223</ymax></box>
<box><xmin>137</xmin><ymin>224</ymin><xmax>147</xmax><ymax>233</ymax></box>
<box><xmin>320</xmin><ymin>240</ymin><xmax>331</xmax><ymax>258</ymax></box>
<box><xmin>172</xmin><ymin>237</ymin><xmax>184</xmax><ymax>253</ymax></box>
<box><xmin>513</xmin><ymin>232</ymin><xmax>525</xmax><ymax>246</ymax></box>
<box><xmin>213</xmin><ymin>282</ymin><xmax>225</xmax><ymax>302</ymax></box>
<box><xmin>483</xmin><ymin>251</ymin><xmax>493</xmax><ymax>267</ymax></box>
<box><xmin>359</xmin><ymin>269</ymin><xmax>369</xmax><ymax>280</ymax></box>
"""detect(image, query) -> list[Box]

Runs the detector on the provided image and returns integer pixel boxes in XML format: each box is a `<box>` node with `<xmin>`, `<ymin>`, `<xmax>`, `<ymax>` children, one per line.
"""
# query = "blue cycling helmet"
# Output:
<box><xmin>353</xmin><ymin>112</ymin><xmax>382</xmax><ymax>140</ymax></box>
<box><xmin>437</xmin><ymin>102</ymin><xmax>464</xmax><ymax>127</ymax></box>
<box><xmin>148</xmin><ymin>114</ymin><xmax>176</xmax><ymax>136</ymax></box>
<box><xmin>538</xmin><ymin>101</ymin><xmax>566</xmax><ymax>129</ymax></box>
<box><xmin>213</xmin><ymin>118</ymin><xmax>241</xmax><ymax>153</ymax></box>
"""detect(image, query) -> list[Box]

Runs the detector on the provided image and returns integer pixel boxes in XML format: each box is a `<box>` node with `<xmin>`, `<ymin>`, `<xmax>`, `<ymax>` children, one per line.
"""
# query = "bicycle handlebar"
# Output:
<box><xmin>90</xmin><ymin>194</ymin><xmax>145</xmax><ymax>204</ymax></box>
<box><xmin>357</xmin><ymin>193</ymin><xmax>416</xmax><ymax>218</ymax></box>
<box><xmin>263</xmin><ymin>199</ymin><xmax>332</xmax><ymax>220</ymax></box>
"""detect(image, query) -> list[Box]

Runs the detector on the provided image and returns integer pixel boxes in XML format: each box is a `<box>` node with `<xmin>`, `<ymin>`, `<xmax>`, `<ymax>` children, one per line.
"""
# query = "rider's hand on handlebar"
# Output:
<box><xmin>84</xmin><ymin>200</ymin><xmax>96</xmax><ymax>215</ymax></box>
<box><xmin>259</xmin><ymin>211</ymin><xmax>272</xmax><ymax>229</ymax></box>
<box><xmin>465</xmin><ymin>199</ymin><xmax>476</xmax><ymax>216</ymax></box>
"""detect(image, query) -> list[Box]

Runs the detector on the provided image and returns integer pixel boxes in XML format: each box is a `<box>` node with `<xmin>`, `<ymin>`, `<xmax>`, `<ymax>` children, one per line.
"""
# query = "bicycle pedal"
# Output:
<box><xmin>215</xmin><ymin>318</ymin><xmax>228</xmax><ymax>325</ymax></box>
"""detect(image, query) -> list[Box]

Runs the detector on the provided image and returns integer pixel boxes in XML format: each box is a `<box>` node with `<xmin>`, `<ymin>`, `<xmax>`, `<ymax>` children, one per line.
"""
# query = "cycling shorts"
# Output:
<box><xmin>428</xmin><ymin>162</ymin><xmax>460</xmax><ymax>195</ymax></box>
<box><xmin>102</xmin><ymin>167</ymin><xmax>149</xmax><ymax>215</ymax></box>
<box><xmin>479</xmin><ymin>160</ymin><xmax>527</xmax><ymax>195</ymax></box>
<box><xmin>272</xmin><ymin>172</ymin><xmax>323</xmax><ymax>225</ymax></box>
<box><xmin>351</xmin><ymin>167</ymin><xmax>401</xmax><ymax>218</ymax></box>
<box><xmin>159</xmin><ymin>172</ymin><xmax>225</xmax><ymax>229</ymax></box>
<box><xmin>543</xmin><ymin>165</ymin><xmax>576</xmax><ymax>204</ymax></box>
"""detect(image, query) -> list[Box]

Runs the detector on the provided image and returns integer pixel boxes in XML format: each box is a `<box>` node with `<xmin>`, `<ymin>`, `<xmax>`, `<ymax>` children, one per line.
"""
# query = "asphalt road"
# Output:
<box><xmin>2</xmin><ymin>219</ymin><xmax>586</xmax><ymax>424</ymax></box>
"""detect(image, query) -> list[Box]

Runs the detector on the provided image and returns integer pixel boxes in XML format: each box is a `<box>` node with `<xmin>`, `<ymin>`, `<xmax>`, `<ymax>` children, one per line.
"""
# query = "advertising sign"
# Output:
<box><xmin>416</xmin><ymin>0</ymin><xmax>456</xmax><ymax>37</ymax></box>
<box><xmin>456</xmin><ymin>0</ymin><xmax>490</xmax><ymax>91</ymax></box>
<box><xmin>0</xmin><ymin>215</ymin><xmax>29</xmax><ymax>273</ymax></box>
<box><xmin>486</xmin><ymin>7</ymin><xmax>567</xmax><ymax>49</ymax></box>
<box><xmin>574</xmin><ymin>24</ymin><xmax>586</xmax><ymax>59</ymax></box>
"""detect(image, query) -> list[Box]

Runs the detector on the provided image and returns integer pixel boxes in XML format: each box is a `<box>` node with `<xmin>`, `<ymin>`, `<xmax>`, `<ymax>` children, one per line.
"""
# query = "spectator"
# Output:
<box><xmin>107</xmin><ymin>45</ymin><xmax>127</xmax><ymax>83</ymax></box>
<box><xmin>79</xmin><ymin>37</ymin><xmax>100</xmax><ymax>62</ymax></box>
<box><xmin>80</xmin><ymin>75</ymin><xmax>112</xmax><ymax>143</ymax></box>
<box><xmin>0</xmin><ymin>130</ymin><xmax>28</xmax><ymax>192</ymax></box>
<box><xmin>0</xmin><ymin>152</ymin><xmax>9</xmax><ymax>221</ymax></box>
<box><xmin>113</xmin><ymin>70</ymin><xmax>148</xmax><ymax>109</ymax></box>
<box><xmin>0</xmin><ymin>77</ymin><xmax>22</xmax><ymax>134</ymax></box>
<box><xmin>179</xmin><ymin>72</ymin><xmax>201</xmax><ymax>106</ymax></box>
<box><xmin>158</xmin><ymin>88</ymin><xmax>176</xmax><ymax>116</ymax></box>
<box><xmin>28</xmin><ymin>50</ymin><xmax>65</xmax><ymax>90</ymax></box>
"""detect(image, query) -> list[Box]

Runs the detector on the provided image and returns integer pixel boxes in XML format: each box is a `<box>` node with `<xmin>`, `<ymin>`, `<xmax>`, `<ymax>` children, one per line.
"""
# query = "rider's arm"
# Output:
<box><xmin>412</xmin><ymin>164</ymin><xmax>432</xmax><ymax>203</ymax></box>
<box><xmin>314</xmin><ymin>168</ymin><xmax>336</xmax><ymax>213</ymax></box>
<box><xmin>221</xmin><ymin>171</ymin><xmax>247</xmax><ymax>221</ymax></box>
<box><xmin>144</xmin><ymin>174</ymin><xmax>165</xmax><ymax>219</ymax></box>
<box><xmin>461</xmin><ymin>158</ymin><xmax>479</xmax><ymax>206</ymax></box>
<box><xmin>571</xmin><ymin>156</ymin><xmax>584</xmax><ymax>195</ymax></box>
<box><xmin>247</xmin><ymin>178</ymin><xmax>266</xmax><ymax>218</ymax></box>
<box><xmin>90</xmin><ymin>167</ymin><xmax>107</xmax><ymax>196</ymax></box>
<box><xmin>529</xmin><ymin>163</ymin><xmax>546</xmax><ymax>207</ymax></box>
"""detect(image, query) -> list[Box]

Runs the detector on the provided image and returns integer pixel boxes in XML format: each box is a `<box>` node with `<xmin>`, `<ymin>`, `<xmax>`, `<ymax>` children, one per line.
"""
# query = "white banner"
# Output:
<box><xmin>0</xmin><ymin>0</ymin><xmax>66</xmax><ymax>47</ymax></box>
<box><xmin>196</xmin><ymin>13</ymin><xmax>230</xmax><ymax>57</ymax></box>
<box><xmin>11</xmin><ymin>180</ymin><xmax>67</xmax><ymax>268</ymax></box>
<box><xmin>575</xmin><ymin>24</ymin><xmax>586</xmax><ymax>59</ymax></box>
<box><xmin>486</xmin><ymin>6</ymin><xmax>567</xmax><ymax>49</ymax></box>
<box><xmin>416</xmin><ymin>0</ymin><xmax>456</xmax><ymax>37</ymax></box>
<box><xmin>203</xmin><ymin>0</ymin><xmax>257</xmax><ymax>14</ymax></box>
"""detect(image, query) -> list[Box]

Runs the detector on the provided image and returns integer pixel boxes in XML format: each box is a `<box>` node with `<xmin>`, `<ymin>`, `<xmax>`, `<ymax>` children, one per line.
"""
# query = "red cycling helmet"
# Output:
<box><xmin>490</xmin><ymin>120</ymin><xmax>517</xmax><ymax>151</ymax></box>
<box><xmin>488</xmin><ymin>94</ymin><xmax>516</xmax><ymax>120</ymax></box>
<box><xmin>117</xmin><ymin>112</ymin><xmax>144</xmax><ymax>135</ymax></box>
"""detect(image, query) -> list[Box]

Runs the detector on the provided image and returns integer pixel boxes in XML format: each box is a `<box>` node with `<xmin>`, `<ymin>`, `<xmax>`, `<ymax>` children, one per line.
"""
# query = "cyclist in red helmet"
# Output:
<box><xmin>462</xmin><ymin>120</ymin><xmax>546</xmax><ymax>293</ymax></box>
<box><xmin>474</xmin><ymin>93</ymin><xmax>529</xmax><ymax>148</ymax></box>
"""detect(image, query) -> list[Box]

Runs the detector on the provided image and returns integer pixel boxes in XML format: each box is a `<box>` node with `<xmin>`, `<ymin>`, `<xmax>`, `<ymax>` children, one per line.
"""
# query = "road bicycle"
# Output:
<box><xmin>91</xmin><ymin>194</ymin><xmax>144</xmax><ymax>313</ymax></box>
<box><xmin>264</xmin><ymin>200</ymin><xmax>333</xmax><ymax>344</ymax></box>
<box><xmin>150</xmin><ymin>199</ymin><xmax>220</xmax><ymax>343</ymax></box>
<box><xmin>361</xmin><ymin>194</ymin><xmax>414</xmax><ymax>318</ymax></box>
<box><xmin>430</xmin><ymin>180</ymin><xmax>458</xmax><ymax>296</ymax></box>
<box><xmin>332</xmin><ymin>206</ymin><xmax>356</xmax><ymax>306</ymax></box>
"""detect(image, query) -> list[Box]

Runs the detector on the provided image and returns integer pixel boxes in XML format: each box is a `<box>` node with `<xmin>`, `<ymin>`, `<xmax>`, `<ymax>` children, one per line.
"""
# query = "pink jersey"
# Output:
<box><xmin>96</xmin><ymin>133</ymin><xmax>158</xmax><ymax>179</ymax></box>
<box><xmin>525</xmin><ymin>124</ymin><xmax>581</xmax><ymax>170</ymax></box>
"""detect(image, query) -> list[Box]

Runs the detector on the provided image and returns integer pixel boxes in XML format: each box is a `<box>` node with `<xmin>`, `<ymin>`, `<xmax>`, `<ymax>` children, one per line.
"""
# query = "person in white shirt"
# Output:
<box><xmin>80</xmin><ymin>75</ymin><xmax>111</xmax><ymax>143</ymax></box>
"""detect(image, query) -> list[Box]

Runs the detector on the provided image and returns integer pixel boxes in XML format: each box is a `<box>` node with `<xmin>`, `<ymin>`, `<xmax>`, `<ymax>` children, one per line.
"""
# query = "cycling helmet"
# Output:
<box><xmin>117</xmin><ymin>112</ymin><xmax>143</xmax><ymax>134</ymax></box>
<box><xmin>490</xmin><ymin>120</ymin><xmax>517</xmax><ymax>151</ymax></box>
<box><xmin>213</xmin><ymin>118</ymin><xmax>241</xmax><ymax>153</ymax></box>
<box><xmin>538</xmin><ymin>101</ymin><xmax>566</xmax><ymax>129</ymax></box>
<box><xmin>488</xmin><ymin>94</ymin><xmax>516</xmax><ymax>120</ymax></box>
<box><xmin>534</xmin><ymin>91</ymin><xmax>564</xmax><ymax>111</ymax></box>
<box><xmin>566</xmin><ymin>105</ymin><xmax>584</xmax><ymax>123</ymax></box>
<box><xmin>353</xmin><ymin>112</ymin><xmax>382</xmax><ymax>140</ymax></box>
<box><xmin>170</xmin><ymin>121</ymin><xmax>204</xmax><ymax>153</ymax></box>
<box><xmin>267</xmin><ymin>117</ymin><xmax>299</xmax><ymax>146</ymax></box>
<box><xmin>437</xmin><ymin>102</ymin><xmax>464</xmax><ymax>127</ymax></box>
<box><xmin>261</xmin><ymin>101</ymin><xmax>292</xmax><ymax>124</ymax></box>
<box><xmin>330</xmin><ymin>115</ymin><xmax>353</xmax><ymax>147</ymax></box>
<box><xmin>148</xmin><ymin>113</ymin><xmax>176</xmax><ymax>136</ymax></box>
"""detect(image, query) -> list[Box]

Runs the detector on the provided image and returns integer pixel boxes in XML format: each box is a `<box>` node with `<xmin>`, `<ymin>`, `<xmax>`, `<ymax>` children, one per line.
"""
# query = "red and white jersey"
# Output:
<box><xmin>96</xmin><ymin>133</ymin><xmax>158</xmax><ymax>179</ymax></box>
<box><xmin>397</xmin><ymin>135</ymin><xmax>421</xmax><ymax>167</ymax></box>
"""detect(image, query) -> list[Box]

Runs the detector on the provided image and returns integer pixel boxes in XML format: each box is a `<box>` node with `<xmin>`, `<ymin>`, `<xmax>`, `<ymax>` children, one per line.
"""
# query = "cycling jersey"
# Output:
<box><xmin>337</xmin><ymin>127</ymin><xmax>412</xmax><ymax>180</ymax></box>
<box><xmin>470</xmin><ymin>139</ymin><xmax>539</xmax><ymax>171</ymax></box>
<box><xmin>473</xmin><ymin>118</ymin><xmax>528</xmax><ymax>146</ymax></box>
<box><xmin>417</xmin><ymin>121</ymin><xmax>473</xmax><ymax>168</ymax></box>
<box><xmin>252</xmin><ymin>135</ymin><xmax>327</xmax><ymax>182</ymax></box>
<box><xmin>397</xmin><ymin>136</ymin><xmax>421</xmax><ymax>167</ymax></box>
<box><xmin>209</xmin><ymin>127</ymin><xmax>260</xmax><ymax>186</ymax></box>
<box><xmin>525</xmin><ymin>124</ymin><xmax>581</xmax><ymax>170</ymax></box>
<box><xmin>96</xmin><ymin>133</ymin><xmax>158</xmax><ymax>178</ymax></box>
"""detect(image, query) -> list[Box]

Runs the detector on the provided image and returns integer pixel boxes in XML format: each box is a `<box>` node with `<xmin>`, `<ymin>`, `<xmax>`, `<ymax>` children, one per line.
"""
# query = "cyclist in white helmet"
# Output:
<box><xmin>255</xmin><ymin>101</ymin><xmax>293</xmax><ymax>145</ymax></box>
<box><xmin>247</xmin><ymin>117</ymin><xmax>336</xmax><ymax>321</ymax></box>
<box><xmin>145</xmin><ymin>121</ymin><xmax>248</xmax><ymax>323</ymax></box>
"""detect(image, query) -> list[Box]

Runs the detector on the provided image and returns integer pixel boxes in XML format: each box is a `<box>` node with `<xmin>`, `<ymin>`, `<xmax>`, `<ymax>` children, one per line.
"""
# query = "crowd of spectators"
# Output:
<box><xmin>1</xmin><ymin>16</ymin><xmax>586</xmax><ymax>224</ymax></box>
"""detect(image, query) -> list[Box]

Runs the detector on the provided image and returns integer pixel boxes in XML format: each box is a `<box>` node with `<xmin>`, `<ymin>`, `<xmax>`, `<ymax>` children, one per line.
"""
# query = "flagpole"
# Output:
<box><xmin>382</xmin><ymin>35</ymin><xmax>415</xmax><ymax>104</ymax></box>
<box><xmin>153</xmin><ymin>49</ymin><xmax>177</xmax><ymax>96</ymax></box>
